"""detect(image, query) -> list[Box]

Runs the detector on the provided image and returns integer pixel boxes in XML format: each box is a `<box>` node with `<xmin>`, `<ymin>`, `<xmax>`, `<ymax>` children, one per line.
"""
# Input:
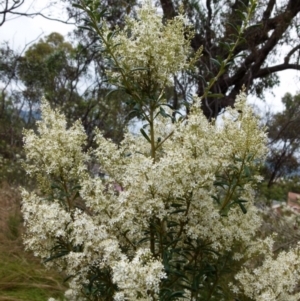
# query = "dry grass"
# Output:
<box><xmin>0</xmin><ymin>182</ymin><xmax>66</xmax><ymax>301</ymax></box>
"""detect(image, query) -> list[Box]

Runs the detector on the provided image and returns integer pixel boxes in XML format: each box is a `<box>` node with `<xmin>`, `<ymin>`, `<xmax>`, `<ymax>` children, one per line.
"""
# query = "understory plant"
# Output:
<box><xmin>21</xmin><ymin>1</ymin><xmax>300</xmax><ymax>301</ymax></box>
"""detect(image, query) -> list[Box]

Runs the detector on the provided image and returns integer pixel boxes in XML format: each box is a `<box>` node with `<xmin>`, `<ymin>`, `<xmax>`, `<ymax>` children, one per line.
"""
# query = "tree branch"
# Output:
<box><xmin>0</xmin><ymin>0</ymin><xmax>25</xmax><ymax>27</ymax></box>
<box><xmin>205</xmin><ymin>0</ymin><xmax>213</xmax><ymax>50</ymax></box>
<box><xmin>224</xmin><ymin>2</ymin><xmax>299</xmax><ymax>102</ymax></box>
<box><xmin>7</xmin><ymin>11</ymin><xmax>76</xmax><ymax>25</ymax></box>
<box><xmin>159</xmin><ymin>0</ymin><xmax>176</xmax><ymax>20</ymax></box>
<box><xmin>284</xmin><ymin>45</ymin><xmax>300</xmax><ymax>64</ymax></box>
<box><xmin>255</xmin><ymin>63</ymin><xmax>300</xmax><ymax>78</ymax></box>
<box><xmin>262</xmin><ymin>0</ymin><xmax>276</xmax><ymax>20</ymax></box>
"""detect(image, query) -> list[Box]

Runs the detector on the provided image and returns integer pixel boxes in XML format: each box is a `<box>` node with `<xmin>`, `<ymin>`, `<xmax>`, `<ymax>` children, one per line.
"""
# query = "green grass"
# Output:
<box><xmin>0</xmin><ymin>182</ymin><xmax>66</xmax><ymax>301</ymax></box>
<box><xmin>0</xmin><ymin>252</ymin><xmax>66</xmax><ymax>301</ymax></box>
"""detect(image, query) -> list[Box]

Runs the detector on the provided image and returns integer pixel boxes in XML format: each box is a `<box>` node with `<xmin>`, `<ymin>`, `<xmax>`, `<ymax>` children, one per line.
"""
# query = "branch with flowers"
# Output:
<box><xmin>21</xmin><ymin>1</ymin><xmax>300</xmax><ymax>301</ymax></box>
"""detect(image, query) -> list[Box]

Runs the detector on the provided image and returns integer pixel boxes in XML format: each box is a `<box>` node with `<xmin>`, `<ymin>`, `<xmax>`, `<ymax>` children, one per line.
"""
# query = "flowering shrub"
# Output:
<box><xmin>21</xmin><ymin>1</ymin><xmax>300</xmax><ymax>301</ymax></box>
<box><xmin>235</xmin><ymin>245</ymin><xmax>300</xmax><ymax>301</ymax></box>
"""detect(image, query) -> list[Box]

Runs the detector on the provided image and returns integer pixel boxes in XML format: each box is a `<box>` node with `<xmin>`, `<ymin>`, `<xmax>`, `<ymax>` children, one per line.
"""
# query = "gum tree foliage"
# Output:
<box><xmin>258</xmin><ymin>178</ymin><xmax>300</xmax><ymax>203</ymax></box>
<box><xmin>255</xmin><ymin>92</ymin><xmax>300</xmax><ymax>201</ymax></box>
<box><xmin>0</xmin><ymin>0</ymin><xmax>138</xmax><ymax>152</ymax></box>
<box><xmin>0</xmin><ymin>92</ymin><xmax>26</xmax><ymax>184</ymax></box>
<box><xmin>21</xmin><ymin>2</ymin><xmax>300</xmax><ymax>301</ymax></box>
<box><xmin>0</xmin><ymin>44</ymin><xmax>29</xmax><ymax>184</ymax></box>
<box><xmin>0</xmin><ymin>31</ymin><xmax>132</xmax><ymax>183</ymax></box>
<box><xmin>264</xmin><ymin>92</ymin><xmax>300</xmax><ymax>187</ymax></box>
<box><xmin>0</xmin><ymin>0</ymin><xmax>138</xmax><ymax>184</ymax></box>
<box><xmin>0</xmin><ymin>33</ymin><xmax>134</xmax><ymax>150</ymax></box>
<box><xmin>156</xmin><ymin>0</ymin><xmax>300</xmax><ymax>119</ymax></box>
<box><xmin>16</xmin><ymin>32</ymin><xmax>132</xmax><ymax>145</ymax></box>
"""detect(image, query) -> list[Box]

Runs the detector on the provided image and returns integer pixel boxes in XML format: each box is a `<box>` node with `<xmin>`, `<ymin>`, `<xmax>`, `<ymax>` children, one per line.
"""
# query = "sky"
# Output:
<box><xmin>0</xmin><ymin>1</ymin><xmax>74</xmax><ymax>50</ymax></box>
<box><xmin>1</xmin><ymin>0</ymin><xmax>300</xmax><ymax>114</ymax></box>
<box><xmin>252</xmin><ymin>70</ymin><xmax>300</xmax><ymax>113</ymax></box>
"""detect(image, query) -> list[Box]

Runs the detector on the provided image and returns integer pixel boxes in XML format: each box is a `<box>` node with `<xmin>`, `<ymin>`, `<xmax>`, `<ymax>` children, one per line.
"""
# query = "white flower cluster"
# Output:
<box><xmin>23</xmin><ymin>100</ymin><xmax>88</xmax><ymax>193</ymax></box>
<box><xmin>112</xmin><ymin>249</ymin><xmax>166</xmax><ymax>301</ymax></box>
<box><xmin>22</xmin><ymin>92</ymin><xmax>269</xmax><ymax>300</ymax></box>
<box><xmin>21</xmin><ymin>190</ymin><xmax>72</xmax><ymax>259</ymax></box>
<box><xmin>105</xmin><ymin>1</ymin><xmax>199</xmax><ymax>93</ymax></box>
<box><xmin>235</xmin><ymin>245</ymin><xmax>300</xmax><ymax>301</ymax></box>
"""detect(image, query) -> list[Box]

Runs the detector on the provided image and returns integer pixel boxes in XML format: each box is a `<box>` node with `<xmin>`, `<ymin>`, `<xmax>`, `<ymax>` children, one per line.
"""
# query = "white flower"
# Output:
<box><xmin>112</xmin><ymin>249</ymin><xmax>166</xmax><ymax>300</ymax></box>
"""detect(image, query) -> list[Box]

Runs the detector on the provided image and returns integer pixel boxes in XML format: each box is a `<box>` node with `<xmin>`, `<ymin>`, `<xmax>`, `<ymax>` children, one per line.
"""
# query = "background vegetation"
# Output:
<box><xmin>0</xmin><ymin>183</ymin><xmax>67</xmax><ymax>301</ymax></box>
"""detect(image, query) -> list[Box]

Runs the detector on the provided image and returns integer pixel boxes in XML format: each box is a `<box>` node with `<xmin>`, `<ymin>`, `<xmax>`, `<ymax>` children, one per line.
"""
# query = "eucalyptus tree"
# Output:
<box><xmin>16</xmin><ymin>32</ymin><xmax>133</xmax><ymax>144</ymax></box>
<box><xmin>157</xmin><ymin>0</ymin><xmax>300</xmax><ymax>119</ymax></box>
<box><xmin>265</xmin><ymin>92</ymin><xmax>300</xmax><ymax>187</ymax></box>
<box><xmin>0</xmin><ymin>1</ymin><xmax>138</xmax><ymax>185</ymax></box>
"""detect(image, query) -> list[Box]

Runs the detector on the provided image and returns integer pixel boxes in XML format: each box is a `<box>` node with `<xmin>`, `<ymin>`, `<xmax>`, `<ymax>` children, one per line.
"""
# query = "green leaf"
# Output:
<box><xmin>213</xmin><ymin>181</ymin><xmax>227</xmax><ymax>189</ymax></box>
<box><xmin>122</xmin><ymin>229</ymin><xmax>130</xmax><ymax>236</ymax></box>
<box><xmin>227</xmin><ymin>199</ymin><xmax>248</xmax><ymax>213</ymax></box>
<box><xmin>226</xmin><ymin>22</ymin><xmax>239</xmax><ymax>33</ymax></box>
<box><xmin>211</xmin><ymin>195</ymin><xmax>220</xmax><ymax>204</ymax></box>
<box><xmin>78</xmin><ymin>26</ymin><xmax>94</xmax><ymax>32</ymax></box>
<box><xmin>244</xmin><ymin>165</ymin><xmax>251</xmax><ymax>177</ymax></box>
<box><xmin>107</xmin><ymin>31</ymin><xmax>113</xmax><ymax>41</ymax></box>
<box><xmin>173</xmin><ymin>109</ymin><xmax>183</xmax><ymax>117</ymax></box>
<box><xmin>98</xmin><ymin>8</ymin><xmax>107</xmax><ymax>18</ymax></box>
<box><xmin>159</xmin><ymin>106</ymin><xmax>172</xmax><ymax>118</ymax></box>
<box><xmin>72</xmin><ymin>3</ymin><xmax>84</xmax><ymax>10</ymax></box>
<box><xmin>128</xmin><ymin>103</ymin><xmax>141</xmax><ymax>117</ymax></box>
<box><xmin>238</xmin><ymin>199</ymin><xmax>248</xmax><ymax>203</ymax></box>
<box><xmin>167</xmin><ymin>221</ymin><xmax>179</xmax><ymax>227</ymax></box>
<box><xmin>171</xmin><ymin>209</ymin><xmax>186</xmax><ymax>214</ymax></box>
<box><xmin>161</xmin><ymin>103</ymin><xmax>174</xmax><ymax>109</ymax></box>
<box><xmin>210</xmin><ymin>58</ymin><xmax>221</xmax><ymax>66</ymax></box>
<box><xmin>169</xmin><ymin>291</ymin><xmax>184</xmax><ymax>299</ymax></box>
<box><xmin>51</xmin><ymin>183</ymin><xmax>61</xmax><ymax>190</ymax></box>
<box><xmin>220</xmin><ymin>209</ymin><xmax>229</xmax><ymax>217</ymax></box>
<box><xmin>71</xmin><ymin>185</ymin><xmax>81</xmax><ymax>191</ymax></box>
<box><xmin>170</xmin><ymin>203</ymin><xmax>183</xmax><ymax>208</ymax></box>
<box><xmin>111</xmin><ymin>42</ymin><xmax>122</xmax><ymax>49</ymax></box>
<box><xmin>137</xmin><ymin>237</ymin><xmax>150</xmax><ymax>244</ymax></box>
<box><xmin>44</xmin><ymin>250</ymin><xmax>69</xmax><ymax>263</ymax></box>
<box><xmin>105</xmin><ymin>89</ymin><xmax>118</xmax><ymax>100</ymax></box>
<box><xmin>247</xmin><ymin>153</ymin><xmax>254</xmax><ymax>161</ymax></box>
<box><xmin>207</xmin><ymin>93</ymin><xmax>224</xmax><ymax>98</ymax></box>
<box><xmin>201</xmin><ymin>248</ymin><xmax>221</xmax><ymax>257</ymax></box>
<box><xmin>219</xmin><ymin>41</ymin><xmax>231</xmax><ymax>50</ymax></box>
<box><xmin>106</xmin><ymin>29</ymin><xmax>119</xmax><ymax>41</ymax></box>
<box><xmin>63</xmin><ymin>274</ymin><xmax>74</xmax><ymax>282</ymax></box>
<box><xmin>140</xmin><ymin>128</ymin><xmax>151</xmax><ymax>143</ymax></box>
<box><xmin>238</xmin><ymin>202</ymin><xmax>247</xmax><ymax>214</ymax></box>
